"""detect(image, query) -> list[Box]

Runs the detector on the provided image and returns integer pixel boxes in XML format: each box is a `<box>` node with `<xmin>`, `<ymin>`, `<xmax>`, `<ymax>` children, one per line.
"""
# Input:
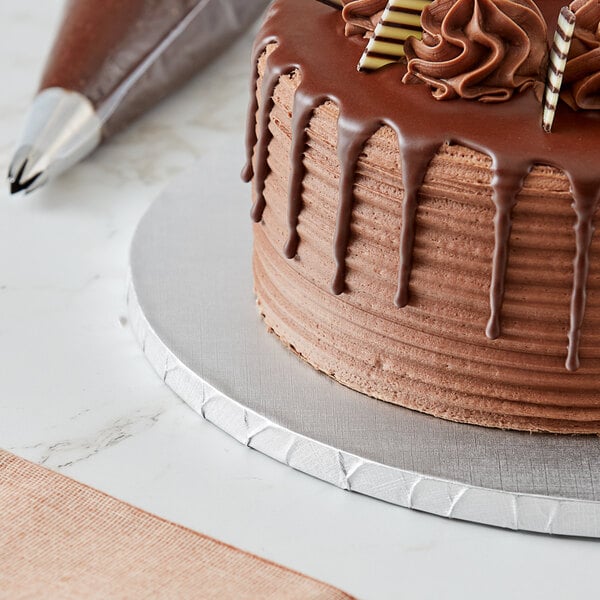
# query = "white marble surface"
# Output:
<box><xmin>1</xmin><ymin>1</ymin><xmax>599</xmax><ymax>599</ymax></box>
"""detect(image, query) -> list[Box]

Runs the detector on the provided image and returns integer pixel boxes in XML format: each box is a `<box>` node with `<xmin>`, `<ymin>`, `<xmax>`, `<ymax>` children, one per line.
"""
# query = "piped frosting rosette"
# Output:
<box><xmin>561</xmin><ymin>0</ymin><xmax>600</xmax><ymax>110</ymax></box>
<box><xmin>402</xmin><ymin>0</ymin><xmax>548</xmax><ymax>102</ymax></box>
<box><xmin>342</xmin><ymin>0</ymin><xmax>388</xmax><ymax>36</ymax></box>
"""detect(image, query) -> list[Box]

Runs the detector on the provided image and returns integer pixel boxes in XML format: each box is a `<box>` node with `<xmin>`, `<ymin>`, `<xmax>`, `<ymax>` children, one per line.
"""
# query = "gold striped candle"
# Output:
<box><xmin>543</xmin><ymin>7</ymin><xmax>576</xmax><ymax>133</ymax></box>
<box><xmin>358</xmin><ymin>0</ymin><xmax>431</xmax><ymax>71</ymax></box>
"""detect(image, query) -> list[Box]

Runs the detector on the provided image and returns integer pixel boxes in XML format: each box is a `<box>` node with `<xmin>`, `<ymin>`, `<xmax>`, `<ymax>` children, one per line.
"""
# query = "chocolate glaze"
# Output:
<box><xmin>243</xmin><ymin>0</ymin><xmax>600</xmax><ymax>371</ymax></box>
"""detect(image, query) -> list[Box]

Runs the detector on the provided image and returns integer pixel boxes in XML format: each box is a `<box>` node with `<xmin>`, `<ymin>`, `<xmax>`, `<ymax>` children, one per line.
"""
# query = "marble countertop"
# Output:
<box><xmin>1</xmin><ymin>2</ymin><xmax>599</xmax><ymax>599</ymax></box>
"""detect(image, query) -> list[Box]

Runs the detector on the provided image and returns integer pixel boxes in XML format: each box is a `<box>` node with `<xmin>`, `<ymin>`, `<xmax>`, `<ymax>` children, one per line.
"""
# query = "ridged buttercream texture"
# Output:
<box><xmin>246</xmin><ymin>0</ymin><xmax>600</xmax><ymax>433</ymax></box>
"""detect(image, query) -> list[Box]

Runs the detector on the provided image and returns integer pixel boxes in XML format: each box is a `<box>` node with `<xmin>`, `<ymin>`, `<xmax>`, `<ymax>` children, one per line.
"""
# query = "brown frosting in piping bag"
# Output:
<box><xmin>341</xmin><ymin>0</ymin><xmax>387</xmax><ymax>37</ymax></box>
<box><xmin>403</xmin><ymin>0</ymin><xmax>548</xmax><ymax>102</ymax></box>
<box><xmin>562</xmin><ymin>0</ymin><xmax>600</xmax><ymax>110</ymax></box>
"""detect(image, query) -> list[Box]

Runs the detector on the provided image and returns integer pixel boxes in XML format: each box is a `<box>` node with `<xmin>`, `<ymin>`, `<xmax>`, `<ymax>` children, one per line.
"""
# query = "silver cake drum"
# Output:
<box><xmin>128</xmin><ymin>145</ymin><xmax>600</xmax><ymax>538</ymax></box>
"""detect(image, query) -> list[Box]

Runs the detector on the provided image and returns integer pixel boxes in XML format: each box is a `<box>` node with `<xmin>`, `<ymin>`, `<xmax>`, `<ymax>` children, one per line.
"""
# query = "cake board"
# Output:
<box><xmin>128</xmin><ymin>146</ymin><xmax>600</xmax><ymax>538</ymax></box>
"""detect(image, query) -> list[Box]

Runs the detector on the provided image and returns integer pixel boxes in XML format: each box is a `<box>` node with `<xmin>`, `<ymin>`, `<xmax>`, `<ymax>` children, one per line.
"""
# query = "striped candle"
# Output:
<box><xmin>543</xmin><ymin>6</ymin><xmax>576</xmax><ymax>133</ymax></box>
<box><xmin>358</xmin><ymin>0</ymin><xmax>431</xmax><ymax>71</ymax></box>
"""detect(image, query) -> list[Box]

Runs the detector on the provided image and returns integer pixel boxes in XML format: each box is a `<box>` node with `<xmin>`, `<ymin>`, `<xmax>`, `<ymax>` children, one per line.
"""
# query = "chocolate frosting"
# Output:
<box><xmin>403</xmin><ymin>0</ymin><xmax>548</xmax><ymax>102</ymax></box>
<box><xmin>562</xmin><ymin>0</ymin><xmax>600</xmax><ymax>110</ymax></box>
<box><xmin>341</xmin><ymin>0</ymin><xmax>387</xmax><ymax>36</ymax></box>
<box><xmin>244</xmin><ymin>0</ymin><xmax>600</xmax><ymax>372</ymax></box>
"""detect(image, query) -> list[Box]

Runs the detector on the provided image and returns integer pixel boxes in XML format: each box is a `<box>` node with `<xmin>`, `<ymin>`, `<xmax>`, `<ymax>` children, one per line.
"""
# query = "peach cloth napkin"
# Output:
<box><xmin>0</xmin><ymin>450</ymin><xmax>353</xmax><ymax>599</ymax></box>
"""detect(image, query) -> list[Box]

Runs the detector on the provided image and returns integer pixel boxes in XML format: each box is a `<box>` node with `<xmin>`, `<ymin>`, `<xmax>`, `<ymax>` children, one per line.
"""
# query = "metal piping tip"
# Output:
<box><xmin>8</xmin><ymin>148</ymin><xmax>45</xmax><ymax>195</ymax></box>
<box><xmin>9</xmin><ymin>165</ymin><xmax>45</xmax><ymax>195</ymax></box>
<box><xmin>7</xmin><ymin>88</ymin><xmax>102</xmax><ymax>195</ymax></box>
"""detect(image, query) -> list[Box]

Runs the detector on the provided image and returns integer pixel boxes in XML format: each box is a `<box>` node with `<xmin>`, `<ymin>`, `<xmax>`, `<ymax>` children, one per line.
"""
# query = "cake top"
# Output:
<box><xmin>244</xmin><ymin>0</ymin><xmax>600</xmax><ymax>372</ymax></box>
<box><xmin>402</xmin><ymin>0</ymin><xmax>548</xmax><ymax>102</ymax></box>
<box><xmin>341</xmin><ymin>0</ymin><xmax>600</xmax><ymax>115</ymax></box>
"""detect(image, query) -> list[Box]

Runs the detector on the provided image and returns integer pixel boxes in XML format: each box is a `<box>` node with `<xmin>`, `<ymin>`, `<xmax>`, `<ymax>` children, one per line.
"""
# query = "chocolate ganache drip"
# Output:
<box><xmin>244</xmin><ymin>0</ymin><xmax>600</xmax><ymax>371</ymax></box>
<box><xmin>341</xmin><ymin>0</ymin><xmax>388</xmax><ymax>37</ymax></box>
<box><xmin>561</xmin><ymin>0</ymin><xmax>600</xmax><ymax>110</ymax></box>
<box><xmin>403</xmin><ymin>0</ymin><xmax>548</xmax><ymax>101</ymax></box>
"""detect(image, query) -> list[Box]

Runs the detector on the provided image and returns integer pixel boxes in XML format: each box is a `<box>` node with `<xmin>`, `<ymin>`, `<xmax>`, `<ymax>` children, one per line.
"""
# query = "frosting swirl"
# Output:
<box><xmin>562</xmin><ymin>0</ymin><xmax>600</xmax><ymax>110</ymax></box>
<box><xmin>341</xmin><ymin>0</ymin><xmax>387</xmax><ymax>37</ymax></box>
<box><xmin>402</xmin><ymin>0</ymin><xmax>548</xmax><ymax>102</ymax></box>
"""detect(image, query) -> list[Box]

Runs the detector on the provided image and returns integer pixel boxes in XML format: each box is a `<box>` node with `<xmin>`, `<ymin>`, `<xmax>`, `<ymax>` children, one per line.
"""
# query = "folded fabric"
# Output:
<box><xmin>0</xmin><ymin>449</ymin><xmax>353</xmax><ymax>599</ymax></box>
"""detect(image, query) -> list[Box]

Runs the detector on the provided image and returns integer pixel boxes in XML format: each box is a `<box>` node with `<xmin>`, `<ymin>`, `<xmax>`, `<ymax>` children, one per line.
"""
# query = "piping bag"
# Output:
<box><xmin>8</xmin><ymin>0</ymin><xmax>270</xmax><ymax>194</ymax></box>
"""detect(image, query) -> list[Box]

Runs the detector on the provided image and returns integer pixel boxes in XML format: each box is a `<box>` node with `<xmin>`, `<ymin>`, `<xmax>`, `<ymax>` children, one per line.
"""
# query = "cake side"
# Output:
<box><xmin>250</xmin><ymin>44</ymin><xmax>600</xmax><ymax>433</ymax></box>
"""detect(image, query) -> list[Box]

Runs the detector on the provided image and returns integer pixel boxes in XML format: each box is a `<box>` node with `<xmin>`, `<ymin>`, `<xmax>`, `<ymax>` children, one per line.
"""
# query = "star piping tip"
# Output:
<box><xmin>7</xmin><ymin>156</ymin><xmax>43</xmax><ymax>195</ymax></box>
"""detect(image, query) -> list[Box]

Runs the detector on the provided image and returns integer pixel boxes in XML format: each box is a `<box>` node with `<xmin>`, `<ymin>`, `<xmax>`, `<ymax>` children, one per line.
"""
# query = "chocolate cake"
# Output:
<box><xmin>243</xmin><ymin>0</ymin><xmax>600</xmax><ymax>433</ymax></box>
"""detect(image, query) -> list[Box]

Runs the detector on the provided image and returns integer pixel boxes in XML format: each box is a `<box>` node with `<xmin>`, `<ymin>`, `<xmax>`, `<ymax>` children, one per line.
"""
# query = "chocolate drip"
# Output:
<box><xmin>241</xmin><ymin>52</ymin><xmax>263</xmax><ymax>183</ymax></box>
<box><xmin>245</xmin><ymin>0</ymin><xmax>600</xmax><ymax>371</ymax></box>
<box><xmin>566</xmin><ymin>180</ymin><xmax>600</xmax><ymax>371</ymax></box>
<box><xmin>332</xmin><ymin>117</ymin><xmax>380</xmax><ymax>295</ymax></box>
<box><xmin>486</xmin><ymin>163</ymin><xmax>530</xmax><ymax>340</ymax></box>
<box><xmin>250</xmin><ymin>51</ymin><xmax>298</xmax><ymax>223</ymax></box>
<box><xmin>242</xmin><ymin>32</ymin><xmax>278</xmax><ymax>184</ymax></box>
<box><xmin>395</xmin><ymin>142</ymin><xmax>439</xmax><ymax>308</ymax></box>
<box><xmin>285</xmin><ymin>89</ymin><xmax>324</xmax><ymax>259</ymax></box>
